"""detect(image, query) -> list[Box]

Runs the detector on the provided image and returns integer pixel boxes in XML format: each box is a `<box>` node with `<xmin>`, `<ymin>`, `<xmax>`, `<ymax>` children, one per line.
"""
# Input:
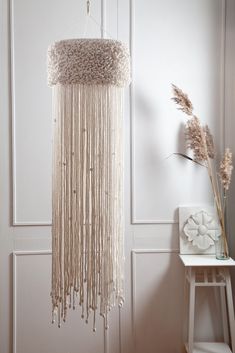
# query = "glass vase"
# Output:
<box><xmin>215</xmin><ymin>235</ymin><xmax>229</xmax><ymax>260</ymax></box>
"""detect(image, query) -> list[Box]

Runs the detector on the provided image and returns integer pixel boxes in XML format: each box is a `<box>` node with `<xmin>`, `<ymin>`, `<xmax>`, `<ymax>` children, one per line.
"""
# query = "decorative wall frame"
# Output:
<box><xmin>179</xmin><ymin>206</ymin><xmax>221</xmax><ymax>255</ymax></box>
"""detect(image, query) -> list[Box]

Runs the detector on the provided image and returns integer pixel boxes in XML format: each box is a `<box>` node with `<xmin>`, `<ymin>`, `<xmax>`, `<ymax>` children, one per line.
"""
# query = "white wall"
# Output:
<box><xmin>0</xmin><ymin>1</ymin><xmax>234</xmax><ymax>353</ymax></box>
<box><xmin>225</xmin><ymin>0</ymin><xmax>235</xmax><ymax>293</ymax></box>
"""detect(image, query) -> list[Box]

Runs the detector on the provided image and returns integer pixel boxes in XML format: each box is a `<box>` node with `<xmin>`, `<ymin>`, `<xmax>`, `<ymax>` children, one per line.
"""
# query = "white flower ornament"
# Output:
<box><xmin>183</xmin><ymin>210</ymin><xmax>221</xmax><ymax>250</ymax></box>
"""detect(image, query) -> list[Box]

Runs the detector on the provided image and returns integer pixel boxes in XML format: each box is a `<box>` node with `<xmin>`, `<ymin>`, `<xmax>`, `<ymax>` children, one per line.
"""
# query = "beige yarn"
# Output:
<box><xmin>48</xmin><ymin>39</ymin><xmax>130</xmax><ymax>330</ymax></box>
<box><xmin>48</xmin><ymin>39</ymin><xmax>131</xmax><ymax>87</ymax></box>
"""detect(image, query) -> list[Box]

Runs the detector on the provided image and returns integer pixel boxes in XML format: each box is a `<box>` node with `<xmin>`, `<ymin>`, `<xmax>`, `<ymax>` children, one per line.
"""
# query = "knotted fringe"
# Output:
<box><xmin>51</xmin><ymin>84</ymin><xmax>124</xmax><ymax>331</ymax></box>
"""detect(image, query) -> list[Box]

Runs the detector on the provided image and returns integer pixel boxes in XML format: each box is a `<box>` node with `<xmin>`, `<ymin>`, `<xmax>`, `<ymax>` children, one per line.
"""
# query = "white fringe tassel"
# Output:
<box><xmin>51</xmin><ymin>84</ymin><xmax>124</xmax><ymax>331</ymax></box>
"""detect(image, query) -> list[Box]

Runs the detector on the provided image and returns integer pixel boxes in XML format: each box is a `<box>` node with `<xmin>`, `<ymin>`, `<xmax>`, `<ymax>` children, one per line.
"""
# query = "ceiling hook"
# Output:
<box><xmin>87</xmin><ymin>0</ymin><xmax>91</xmax><ymax>16</ymax></box>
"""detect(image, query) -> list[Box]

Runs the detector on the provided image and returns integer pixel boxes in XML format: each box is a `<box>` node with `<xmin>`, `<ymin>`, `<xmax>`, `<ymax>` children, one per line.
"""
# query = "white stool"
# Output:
<box><xmin>179</xmin><ymin>255</ymin><xmax>235</xmax><ymax>353</ymax></box>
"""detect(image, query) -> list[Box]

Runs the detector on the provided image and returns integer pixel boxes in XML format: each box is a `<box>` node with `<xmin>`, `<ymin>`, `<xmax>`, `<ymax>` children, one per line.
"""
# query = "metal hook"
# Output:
<box><xmin>87</xmin><ymin>0</ymin><xmax>91</xmax><ymax>16</ymax></box>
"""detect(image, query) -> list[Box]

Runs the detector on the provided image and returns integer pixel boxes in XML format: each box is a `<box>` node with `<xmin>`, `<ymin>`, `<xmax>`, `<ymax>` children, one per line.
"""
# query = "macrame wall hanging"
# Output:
<box><xmin>47</xmin><ymin>38</ymin><xmax>130</xmax><ymax>331</ymax></box>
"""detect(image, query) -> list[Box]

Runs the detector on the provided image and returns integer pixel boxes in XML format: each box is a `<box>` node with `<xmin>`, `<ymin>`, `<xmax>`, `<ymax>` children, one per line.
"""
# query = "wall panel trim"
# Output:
<box><xmin>13</xmin><ymin>251</ymin><xmax>51</xmax><ymax>353</ymax></box>
<box><xmin>131</xmin><ymin>248</ymin><xmax>179</xmax><ymax>350</ymax></box>
<box><xmin>10</xmin><ymin>0</ymin><xmax>52</xmax><ymax>226</ymax></box>
<box><xmin>13</xmin><ymin>248</ymin><xmax>109</xmax><ymax>353</ymax></box>
<box><xmin>10</xmin><ymin>0</ymin><xmax>106</xmax><ymax>226</ymax></box>
<box><xmin>129</xmin><ymin>0</ymin><xmax>227</xmax><ymax>225</ymax></box>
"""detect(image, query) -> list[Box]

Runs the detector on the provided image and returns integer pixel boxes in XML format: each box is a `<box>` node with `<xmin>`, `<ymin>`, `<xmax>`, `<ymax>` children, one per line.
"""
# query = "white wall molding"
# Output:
<box><xmin>13</xmin><ymin>248</ymin><xmax>109</xmax><ymax>353</ymax></box>
<box><xmin>10</xmin><ymin>0</ymin><xmax>105</xmax><ymax>227</ymax></box>
<box><xmin>219</xmin><ymin>0</ymin><xmax>227</xmax><ymax>154</ymax></box>
<box><xmin>131</xmin><ymin>249</ymin><xmax>179</xmax><ymax>350</ymax></box>
<box><xmin>130</xmin><ymin>0</ymin><xmax>227</xmax><ymax>225</ymax></box>
<box><xmin>12</xmin><ymin>220</ymin><xmax>52</xmax><ymax>226</ymax></box>
<box><xmin>13</xmin><ymin>251</ymin><xmax>51</xmax><ymax>353</ymax></box>
<box><xmin>10</xmin><ymin>0</ymin><xmax>52</xmax><ymax>226</ymax></box>
<box><xmin>224</xmin><ymin>0</ymin><xmax>235</xmax><ymax>256</ymax></box>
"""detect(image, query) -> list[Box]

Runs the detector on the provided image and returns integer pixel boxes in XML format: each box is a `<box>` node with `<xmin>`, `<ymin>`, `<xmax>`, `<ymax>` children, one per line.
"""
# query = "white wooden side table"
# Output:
<box><xmin>179</xmin><ymin>254</ymin><xmax>235</xmax><ymax>353</ymax></box>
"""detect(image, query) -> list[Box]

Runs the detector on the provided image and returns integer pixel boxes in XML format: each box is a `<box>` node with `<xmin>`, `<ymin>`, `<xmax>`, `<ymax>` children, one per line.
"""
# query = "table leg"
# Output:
<box><xmin>224</xmin><ymin>268</ymin><xmax>235</xmax><ymax>353</ymax></box>
<box><xmin>188</xmin><ymin>268</ymin><xmax>196</xmax><ymax>353</ymax></box>
<box><xmin>220</xmin><ymin>286</ymin><xmax>229</xmax><ymax>344</ymax></box>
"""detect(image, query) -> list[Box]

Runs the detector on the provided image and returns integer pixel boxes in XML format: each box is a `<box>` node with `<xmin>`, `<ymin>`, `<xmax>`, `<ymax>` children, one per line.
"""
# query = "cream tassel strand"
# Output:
<box><xmin>51</xmin><ymin>84</ymin><xmax>125</xmax><ymax>330</ymax></box>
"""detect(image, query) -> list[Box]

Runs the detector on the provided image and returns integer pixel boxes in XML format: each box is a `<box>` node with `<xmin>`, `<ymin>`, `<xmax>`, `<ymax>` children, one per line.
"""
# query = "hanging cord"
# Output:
<box><xmin>83</xmin><ymin>0</ymin><xmax>90</xmax><ymax>36</ymax></box>
<box><xmin>54</xmin><ymin>0</ymin><xmax>114</xmax><ymax>41</ymax></box>
<box><xmin>90</xmin><ymin>15</ymin><xmax>113</xmax><ymax>39</ymax></box>
<box><xmin>83</xmin><ymin>0</ymin><xmax>114</xmax><ymax>39</ymax></box>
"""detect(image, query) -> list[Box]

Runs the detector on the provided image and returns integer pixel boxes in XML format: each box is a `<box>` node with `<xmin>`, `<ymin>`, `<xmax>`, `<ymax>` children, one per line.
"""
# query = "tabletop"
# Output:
<box><xmin>179</xmin><ymin>254</ymin><xmax>235</xmax><ymax>267</ymax></box>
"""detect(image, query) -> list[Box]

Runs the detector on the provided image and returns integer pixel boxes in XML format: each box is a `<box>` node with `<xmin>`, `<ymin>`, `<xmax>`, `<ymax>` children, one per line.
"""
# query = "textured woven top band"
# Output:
<box><xmin>47</xmin><ymin>38</ymin><xmax>131</xmax><ymax>87</ymax></box>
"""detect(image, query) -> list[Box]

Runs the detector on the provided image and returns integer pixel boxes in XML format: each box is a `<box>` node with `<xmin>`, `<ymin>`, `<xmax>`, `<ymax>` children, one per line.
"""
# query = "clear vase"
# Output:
<box><xmin>215</xmin><ymin>235</ymin><xmax>229</xmax><ymax>260</ymax></box>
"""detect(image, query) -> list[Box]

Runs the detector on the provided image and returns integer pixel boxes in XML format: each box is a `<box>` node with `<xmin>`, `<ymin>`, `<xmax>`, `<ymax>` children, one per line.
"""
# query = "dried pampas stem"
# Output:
<box><xmin>219</xmin><ymin>148</ymin><xmax>233</xmax><ymax>191</ymax></box>
<box><xmin>172</xmin><ymin>84</ymin><xmax>233</xmax><ymax>259</ymax></box>
<box><xmin>171</xmin><ymin>84</ymin><xmax>194</xmax><ymax>116</ymax></box>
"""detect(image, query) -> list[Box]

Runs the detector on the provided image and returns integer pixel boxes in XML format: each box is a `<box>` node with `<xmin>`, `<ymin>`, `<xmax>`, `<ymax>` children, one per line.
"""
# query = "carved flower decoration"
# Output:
<box><xmin>183</xmin><ymin>210</ymin><xmax>221</xmax><ymax>250</ymax></box>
